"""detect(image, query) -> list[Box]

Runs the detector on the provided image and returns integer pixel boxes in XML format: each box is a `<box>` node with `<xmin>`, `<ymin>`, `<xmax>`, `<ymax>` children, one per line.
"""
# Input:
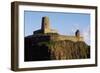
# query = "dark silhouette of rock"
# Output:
<box><xmin>24</xmin><ymin>35</ymin><xmax>90</xmax><ymax>61</ymax></box>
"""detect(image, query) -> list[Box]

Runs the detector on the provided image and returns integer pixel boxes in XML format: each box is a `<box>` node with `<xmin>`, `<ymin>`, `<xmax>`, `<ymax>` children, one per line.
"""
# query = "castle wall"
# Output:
<box><xmin>50</xmin><ymin>35</ymin><xmax>84</xmax><ymax>42</ymax></box>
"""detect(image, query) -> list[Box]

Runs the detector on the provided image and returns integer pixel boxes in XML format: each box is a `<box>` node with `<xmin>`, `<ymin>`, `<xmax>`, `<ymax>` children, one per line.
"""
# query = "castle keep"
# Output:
<box><xmin>33</xmin><ymin>16</ymin><xmax>83</xmax><ymax>42</ymax></box>
<box><xmin>34</xmin><ymin>16</ymin><xmax>57</xmax><ymax>34</ymax></box>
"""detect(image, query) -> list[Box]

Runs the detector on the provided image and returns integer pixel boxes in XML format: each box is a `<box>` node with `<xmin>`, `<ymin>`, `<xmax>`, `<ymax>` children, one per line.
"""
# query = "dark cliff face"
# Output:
<box><xmin>24</xmin><ymin>35</ymin><xmax>90</xmax><ymax>61</ymax></box>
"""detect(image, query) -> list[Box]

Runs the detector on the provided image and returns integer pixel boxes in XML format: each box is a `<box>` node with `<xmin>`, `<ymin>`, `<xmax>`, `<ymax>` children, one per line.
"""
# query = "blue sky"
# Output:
<box><xmin>24</xmin><ymin>11</ymin><xmax>90</xmax><ymax>45</ymax></box>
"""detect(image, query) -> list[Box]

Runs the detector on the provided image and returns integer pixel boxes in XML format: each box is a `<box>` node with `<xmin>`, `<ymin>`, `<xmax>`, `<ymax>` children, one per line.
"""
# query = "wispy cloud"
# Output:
<box><xmin>71</xmin><ymin>23</ymin><xmax>80</xmax><ymax>32</ymax></box>
<box><xmin>82</xmin><ymin>25</ymin><xmax>90</xmax><ymax>45</ymax></box>
<box><xmin>70</xmin><ymin>23</ymin><xmax>81</xmax><ymax>36</ymax></box>
<box><xmin>71</xmin><ymin>23</ymin><xmax>90</xmax><ymax>45</ymax></box>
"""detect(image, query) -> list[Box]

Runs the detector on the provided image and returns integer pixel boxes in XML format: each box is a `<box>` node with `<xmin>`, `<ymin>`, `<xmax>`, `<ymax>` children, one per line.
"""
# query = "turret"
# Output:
<box><xmin>41</xmin><ymin>16</ymin><xmax>51</xmax><ymax>33</ymax></box>
<box><xmin>75</xmin><ymin>29</ymin><xmax>80</xmax><ymax>37</ymax></box>
<box><xmin>34</xmin><ymin>16</ymin><xmax>58</xmax><ymax>35</ymax></box>
<box><xmin>75</xmin><ymin>29</ymin><xmax>80</xmax><ymax>41</ymax></box>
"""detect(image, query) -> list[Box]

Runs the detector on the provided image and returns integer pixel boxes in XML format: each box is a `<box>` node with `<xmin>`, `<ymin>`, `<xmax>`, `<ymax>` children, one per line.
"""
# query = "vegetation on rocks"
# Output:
<box><xmin>37</xmin><ymin>40</ymin><xmax>90</xmax><ymax>60</ymax></box>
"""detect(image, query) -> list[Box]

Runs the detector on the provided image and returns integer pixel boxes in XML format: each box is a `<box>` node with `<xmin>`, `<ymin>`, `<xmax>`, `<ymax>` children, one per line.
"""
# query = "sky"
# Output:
<box><xmin>24</xmin><ymin>11</ymin><xmax>90</xmax><ymax>45</ymax></box>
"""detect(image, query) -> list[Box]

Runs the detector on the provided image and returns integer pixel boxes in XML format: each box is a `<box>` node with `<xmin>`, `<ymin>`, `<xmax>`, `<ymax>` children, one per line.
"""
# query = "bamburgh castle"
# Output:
<box><xmin>33</xmin><ymin>16</ymin><xmax>84</xmax><ymax>42</ymax></box>
<box><xmin>25</xmin><ymin>16</ymin><xmax>90</xmax><ymax>61</ymax></box>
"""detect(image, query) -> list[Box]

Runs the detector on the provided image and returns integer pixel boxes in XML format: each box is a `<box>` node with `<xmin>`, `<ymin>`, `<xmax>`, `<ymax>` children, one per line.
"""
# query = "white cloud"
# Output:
<box><xmin>71</xmin><ymin>23</ymin><xmax>90</xmax><ymax>45</ymax></box>
<box><xmin>82</xmin><ymin>25</ymin><xmax>90</xmax><ymax>45</ymax></box>
<box><xmin>71</xmin><ymin>23</ymin><xmax>80</xmax><ymax>35</ymax></box>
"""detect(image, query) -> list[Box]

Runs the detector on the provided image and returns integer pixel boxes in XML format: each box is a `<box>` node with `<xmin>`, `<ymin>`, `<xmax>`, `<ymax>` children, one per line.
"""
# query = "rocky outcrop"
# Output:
<box><xmin>24</xmin><ymin>35</ymin><xmax>90</xmax><ymax>61</ymax></box>
<box><xmin>38</xmin><ymin>40</ymin><xmax>90</xmax><ymax>60</ymax></box>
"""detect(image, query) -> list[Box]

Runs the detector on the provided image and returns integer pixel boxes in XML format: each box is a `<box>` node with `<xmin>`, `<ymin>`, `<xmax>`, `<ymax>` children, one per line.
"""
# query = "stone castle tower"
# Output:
<box><xmin>41</xmin><ymin>16</ymin><xmax>50</xmax><ymax>33</ymax></box>
<box><xmin>34</xmin><ymin>16</ymin><xmax>57</xmax><ymax>34</ymax></box>
<box><xmin>33</xmin><ymin>16</ymin><xmax>83</xmax><ymax>42</ymax></box>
